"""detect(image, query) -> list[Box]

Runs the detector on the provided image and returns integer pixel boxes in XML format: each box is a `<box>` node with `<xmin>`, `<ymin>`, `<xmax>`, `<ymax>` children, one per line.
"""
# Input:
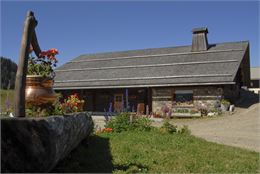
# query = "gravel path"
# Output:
<box><xmin>169</xmin><ymin>103</ymin><xmax>260</xmax><ymax>152</ymax></box>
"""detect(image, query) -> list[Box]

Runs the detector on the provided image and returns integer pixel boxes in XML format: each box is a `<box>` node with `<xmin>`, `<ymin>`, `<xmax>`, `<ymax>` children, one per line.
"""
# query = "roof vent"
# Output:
<box><xmin>191</xmin><ymin>27</ymin><xmax>209</xmax><ymax>52</ymax></box>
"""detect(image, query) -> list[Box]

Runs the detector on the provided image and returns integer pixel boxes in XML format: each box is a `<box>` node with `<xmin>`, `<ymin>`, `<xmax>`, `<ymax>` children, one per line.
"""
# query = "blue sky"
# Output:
<box><xmin>1</xmin><ymin>1</ymin><xmax>259</xmax><ymax>67</ymax></box>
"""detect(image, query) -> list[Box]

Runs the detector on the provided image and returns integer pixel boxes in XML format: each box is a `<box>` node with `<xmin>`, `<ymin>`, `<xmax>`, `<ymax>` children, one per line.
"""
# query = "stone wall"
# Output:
<box><xmin>1</xmin><ymin>112</ymin><xmax>93</xmax><ymax>173</ymax></box>
<box><xmin>152</xmin><ymin>86</ymin><xmax>223</xmax><ymax>116</ymax></box>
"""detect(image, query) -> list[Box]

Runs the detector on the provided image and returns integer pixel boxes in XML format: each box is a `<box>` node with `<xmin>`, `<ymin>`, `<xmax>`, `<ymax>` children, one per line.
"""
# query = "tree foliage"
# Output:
<box><xmin>1</xmin><ymin>57</ymin><xmax>17</xmax><ymax>89</ymax></box>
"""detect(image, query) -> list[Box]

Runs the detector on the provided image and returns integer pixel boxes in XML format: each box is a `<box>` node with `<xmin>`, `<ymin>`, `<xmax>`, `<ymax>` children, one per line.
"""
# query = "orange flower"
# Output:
<box><xmin>103</xmin><ymin>127</ymin><xmax>113</xmax><ymax>133</ymax></box>
<box><xmin>49</xmin><ymin>48</ymin><xmax>59</xmax><ymax>55</ymax></box>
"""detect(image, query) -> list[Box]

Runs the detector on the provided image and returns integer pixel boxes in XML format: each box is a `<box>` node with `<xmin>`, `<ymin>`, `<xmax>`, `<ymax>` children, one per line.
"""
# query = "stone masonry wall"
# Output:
<box><xmin>152</xmin><ymin>86</ymin><xmax>224</xmax><ymax>116</ymax></box>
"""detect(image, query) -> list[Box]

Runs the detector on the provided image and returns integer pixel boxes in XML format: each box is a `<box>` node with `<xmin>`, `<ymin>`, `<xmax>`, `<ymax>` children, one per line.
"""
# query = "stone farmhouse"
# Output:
<box><xmin>54</xmin><ymin>27</ymin><xmax>250</xmax><ymax>116</ymax></box>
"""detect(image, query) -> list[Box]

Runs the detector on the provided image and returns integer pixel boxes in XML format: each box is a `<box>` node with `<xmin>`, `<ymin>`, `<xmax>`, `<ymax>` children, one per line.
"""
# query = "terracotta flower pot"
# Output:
<box><xmin>26</xmin><ymin>75</ymin><xmax>57</xmax><ymax>105</ymax></box>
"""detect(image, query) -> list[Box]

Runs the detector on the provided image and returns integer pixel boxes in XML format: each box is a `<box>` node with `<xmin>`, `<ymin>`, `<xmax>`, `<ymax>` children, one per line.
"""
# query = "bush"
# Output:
<box><xmin>105</xmin><ymin>112</ymin><xmax>130</xmax><ymax>133</ymax></box>
<box><xmin>209</xmin><ymin>107</ymin><xmax>222</xmax><ymax>115</ymax></box>
<box><xmin>105</xmin><ymin>112</ymin><xmax>152</xmax><ymax>133</ymax></box>
<box><xmin>221</xmin><ymin>99</ymin><xmax>230</xmax><ymax>106</ymax></box>
<box><xmin>159</xmin><ymin>119</ymin><xmax>191</xmax><ymax>134</ymax></box>
<box><xmin>177</xmin><ymin>125</ymin><xmax>191</xmax><ymax>134</ymax></box>
<box><xmin>132</xmin><ymin>117</ymin><xmax>152</xmax><ymax>131</ymax></box>
<box><xmin>160</xmin><ymin>119</ymin><xmax>177</xmax><ymax>134</ymax></box>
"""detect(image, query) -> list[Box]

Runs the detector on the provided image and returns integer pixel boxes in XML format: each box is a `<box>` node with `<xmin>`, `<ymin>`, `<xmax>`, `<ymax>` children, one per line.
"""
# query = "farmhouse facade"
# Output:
<box><xmin>249</xmin><ymin>67</ymin><xmax>260</xmax><ymax>94</ymax></box>
<box><xmin>54</xmin><ymin>27</ymin><xmax>250</xmax><ymax>116</ymax></box>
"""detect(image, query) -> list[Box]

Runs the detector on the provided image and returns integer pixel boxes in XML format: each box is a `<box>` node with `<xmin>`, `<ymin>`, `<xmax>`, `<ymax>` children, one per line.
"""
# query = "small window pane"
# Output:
<box><xmin>174</xmin><ymin>90</ymin><xmax>193</xmax><ymax>106</ymax></box>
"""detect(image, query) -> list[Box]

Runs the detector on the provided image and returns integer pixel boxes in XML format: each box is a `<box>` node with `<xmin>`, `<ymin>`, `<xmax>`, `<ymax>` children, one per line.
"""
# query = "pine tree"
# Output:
<box><xmin>1</xmin><ymin>57</ymin><xmax>17</xmax><ymax>89</ymax></box>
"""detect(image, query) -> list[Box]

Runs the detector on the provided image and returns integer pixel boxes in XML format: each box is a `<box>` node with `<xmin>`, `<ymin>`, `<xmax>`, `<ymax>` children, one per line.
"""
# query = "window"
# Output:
<box><xmin>173</xmin><ymin>90</ymin><xmax>193</xmax><ymax>106</ymax></box>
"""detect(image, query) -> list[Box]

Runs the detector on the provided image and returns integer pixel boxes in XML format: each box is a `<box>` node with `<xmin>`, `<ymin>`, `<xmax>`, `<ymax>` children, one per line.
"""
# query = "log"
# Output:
<box><xmin>1</xmin><ymin>113</ymin><xmax>94</xmax><ymax>172</ymax></box>
<box><xmin>31</xmin><ymin>29</ymin><xmax>42</xmax><ymax>57</ymax></box>
<box><xmin>14</xmin><ymin>11</ymin><xmax>38</xmax><ymax>117</ymax></box>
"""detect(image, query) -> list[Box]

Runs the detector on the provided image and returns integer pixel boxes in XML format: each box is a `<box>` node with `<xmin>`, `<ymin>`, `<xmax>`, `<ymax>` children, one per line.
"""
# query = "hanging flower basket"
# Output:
<box><xmin>25</xmin><ymin>47</ymin><xmax>59</xmax><ymax>106</ymax></box>
<box><xmin>25</xmin><ymin>75</ymin><xmax>56</xmax><ymax>105</ymax></box>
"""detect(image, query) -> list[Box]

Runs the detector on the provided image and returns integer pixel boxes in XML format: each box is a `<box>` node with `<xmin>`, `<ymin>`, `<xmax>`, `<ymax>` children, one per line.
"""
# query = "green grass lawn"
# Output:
<box><xmin>52</xmin><ymin>130</ymin><xmax>259</xmax><ymax>173</ymax></box>
<box><xmin>0</xmin><ymin>89</ymin><xmax>14</xmax><ymax>113</ymax></box>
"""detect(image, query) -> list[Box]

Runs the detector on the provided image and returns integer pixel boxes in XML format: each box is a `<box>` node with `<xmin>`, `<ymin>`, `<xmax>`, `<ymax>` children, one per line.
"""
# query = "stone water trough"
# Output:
<box><xmin>1</xmin><ymin>112</ymin><xmax>93</xmax><ymax>172</ymax></box>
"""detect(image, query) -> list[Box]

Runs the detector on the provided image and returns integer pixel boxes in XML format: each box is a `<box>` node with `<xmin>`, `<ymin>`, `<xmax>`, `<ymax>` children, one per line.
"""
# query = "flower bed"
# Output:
<box><xmin>172</xmin><ymin>112</ymin><xmax>201</xmax><ymax>117</ymax></box>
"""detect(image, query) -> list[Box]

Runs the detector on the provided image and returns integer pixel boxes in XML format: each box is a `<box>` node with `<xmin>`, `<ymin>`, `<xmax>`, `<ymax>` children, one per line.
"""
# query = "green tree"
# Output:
<box><xmin>1</xmin><ymin>57</ymin><xmax>17</xmax><ymax>89</ymax></box>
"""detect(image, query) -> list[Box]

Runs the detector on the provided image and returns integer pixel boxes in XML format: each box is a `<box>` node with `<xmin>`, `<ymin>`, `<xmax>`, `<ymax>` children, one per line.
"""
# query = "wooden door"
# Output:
<box><xmin>114</xmin><ymin>94</ymin><xmax>123</xmax><ymax>113</ymax></box>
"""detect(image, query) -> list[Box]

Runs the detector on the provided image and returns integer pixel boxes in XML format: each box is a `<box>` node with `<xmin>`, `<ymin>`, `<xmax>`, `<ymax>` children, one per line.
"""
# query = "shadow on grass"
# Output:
<box><xmin>52</xmin><ymin>135</ymin><xmax>149</xmax><ymax>173</ymax></box>
<box><xmin>51</xmin><ymin>135</ymin><xmax>113</xmax><ymax>173</ymax></box>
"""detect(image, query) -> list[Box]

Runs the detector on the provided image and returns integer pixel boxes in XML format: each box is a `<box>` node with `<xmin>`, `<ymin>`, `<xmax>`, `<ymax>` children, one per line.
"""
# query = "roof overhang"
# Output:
<box><xmin>53</xmin><ymin>82</ymin><xmax>235</xmax><ymax>90</ymax></box>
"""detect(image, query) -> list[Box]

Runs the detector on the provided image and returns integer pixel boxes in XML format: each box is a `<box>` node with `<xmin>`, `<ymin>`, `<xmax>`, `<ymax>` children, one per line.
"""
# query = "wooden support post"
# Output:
<box><xmin>14</xmin><ymin>11</ymin><xmax>38</xmax><ymax>117</ymax></box>
<box><xmin>31</xmin><ymin>29</ymin><xmax>42</xmax><ymax>56</ymax></box>
<box><xmin>93</xmin><ymin>90</ymin><xmax>96</xmax><ymax>112</ymax></box>
<box><xmin>125</xmin><ymin>88</ymin><xmax>128</xmax><ymax>112</ymax></box>
<box><xmin>147</xmin><ymin>87</ymin><xmax>152</xmax><ymax>115</ymax></box>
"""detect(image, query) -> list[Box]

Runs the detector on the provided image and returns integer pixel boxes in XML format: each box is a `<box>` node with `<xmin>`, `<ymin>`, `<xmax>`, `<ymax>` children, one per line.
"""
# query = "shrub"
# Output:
<box><xmin>209</xmin><ymin>107</ymin><xmax>222</xmax><ymax>115</ymax></box>
<box><xmin>105</xmin><ymin>112</ymin><xmax>130</xmax><ymax>133</ymax></box>
<box><xmin>221</xmin><ymin>99</ymin><xmax>230</xmax><ymax>106</ymax></box>
<box><xmin>132</xmin><ymin>117</ymin><xmax>152</xmax><ymax>131</ymax></box>
<box><xmin>160</xmin><ymin>119</ymin><xmax>177</xmax><ymax>134</ymax></box>
<box><xmin>105</xmin><ymin>112</ymin><xmax>152</xmax><ymax>133</ymax></box>
<box><xmin>177</xmin><ymin>125</ymin><xmax>191</xmax><ymax>134</ymax></box>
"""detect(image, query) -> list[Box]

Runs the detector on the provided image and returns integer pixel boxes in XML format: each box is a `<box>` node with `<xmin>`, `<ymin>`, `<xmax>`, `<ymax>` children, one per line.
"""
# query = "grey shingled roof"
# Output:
<box><xmin>54</xmin><ymin>41</ymin><xmax>249</xmax><ymax>89</ymax></box>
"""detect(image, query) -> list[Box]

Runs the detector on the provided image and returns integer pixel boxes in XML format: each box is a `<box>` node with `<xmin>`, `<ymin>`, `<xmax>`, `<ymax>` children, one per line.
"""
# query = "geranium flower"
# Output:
<box><xmin>28</xmin><ymin>48</ymin><xmax>59</xmax><ymax>78</ymax></box>
<box><xmin>103</xmin><ymin>128</ymin><xmax>113</xmax><ymax>133</ymax></box>
<box><xmin>60</xmin><ymin>93</ymin><xmax>85</xmax><ymax>113</ymax></box>
<box><xmin>49</xmin><ymin>48</ymin><xmax>59</xmax><ymax>54</ymax></box>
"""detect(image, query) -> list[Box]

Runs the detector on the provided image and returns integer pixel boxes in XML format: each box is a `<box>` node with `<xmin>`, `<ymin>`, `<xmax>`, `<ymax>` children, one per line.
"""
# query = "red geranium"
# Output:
<box><xmin>60</xmin><ymin>93</ymin><xmax>85</xmax><ymax>113</ymax></box>
<box><xmin>103</xmin><ymin>128</ymin><xmax>113</xmax><ymax>133</ymax></box>
<box><xmin>28</xmin><ymin>47</ymin><xmax>59</xmax><ymax>78</ymax></box>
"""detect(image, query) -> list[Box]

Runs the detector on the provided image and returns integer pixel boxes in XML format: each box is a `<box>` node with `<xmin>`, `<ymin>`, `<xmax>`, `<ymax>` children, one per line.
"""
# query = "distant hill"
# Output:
<box><xmin>1</xmin><ymin>57</ymin><xmax>17</xmax><ymax>89</ymax></box>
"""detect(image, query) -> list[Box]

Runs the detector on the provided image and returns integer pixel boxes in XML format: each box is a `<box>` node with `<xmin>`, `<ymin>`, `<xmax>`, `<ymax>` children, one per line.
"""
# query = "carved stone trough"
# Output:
<box><xmin>1</xmin><ymin>112</ymin><xmax>93</xmax><ymax>172</ymax></box>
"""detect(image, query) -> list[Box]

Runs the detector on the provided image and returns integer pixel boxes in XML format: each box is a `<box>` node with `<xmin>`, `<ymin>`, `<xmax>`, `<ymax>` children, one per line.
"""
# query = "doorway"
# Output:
<box><xmin>114</xmin><ymin>94</ymin><xmax>123</xmax><ymax>112</ymax></box>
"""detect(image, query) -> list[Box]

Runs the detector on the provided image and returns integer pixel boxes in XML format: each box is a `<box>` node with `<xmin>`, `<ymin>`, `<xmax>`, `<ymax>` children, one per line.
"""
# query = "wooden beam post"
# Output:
<box><xmin>31</xmin><ymin>29</ymin><xmax>42</xmax><ymax>57</ymax></box>
<box><xmin>93</xmin><ymin>90</ymin><xmax>96</xmax><ymax>112</ymax></box>
<box><xmin>14</xmin><ymin>11</ymin><xmax>38</xmax><ymax>117</ymax></box>
<box><xmin>147</xmin><ymin>87</ymin><xmax>152</xmax><ymax>115</ymax></box>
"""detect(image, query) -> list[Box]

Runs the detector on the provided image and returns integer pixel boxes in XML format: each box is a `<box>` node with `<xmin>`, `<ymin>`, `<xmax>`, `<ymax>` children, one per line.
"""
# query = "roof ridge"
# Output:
<box><xmin>68</xmin><ymin>48</ymin><xmax>244</xmax><ymax>63</ymax></box>
<box><xmin>74</xmin><ymin>40</ymin><xmax>249</xmax><ymax>58</ymax></box>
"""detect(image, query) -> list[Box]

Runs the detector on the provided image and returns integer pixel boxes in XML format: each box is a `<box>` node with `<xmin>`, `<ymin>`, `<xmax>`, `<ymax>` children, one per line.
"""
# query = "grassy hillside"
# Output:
<box><xmin>0</xmin><ymin>89</ymin><xmax>14</xmax><ymax>114</ymax></box>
